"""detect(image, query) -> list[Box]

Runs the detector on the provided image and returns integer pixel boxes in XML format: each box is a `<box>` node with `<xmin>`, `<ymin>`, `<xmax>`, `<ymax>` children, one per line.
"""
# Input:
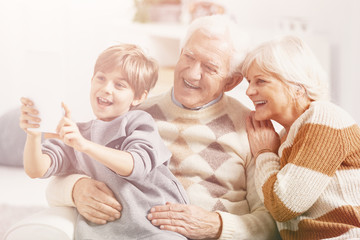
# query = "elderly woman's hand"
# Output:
<box><xmin>147</xmin><ymin>202</ymin><xmax>222</xmax><ymax>239</ymax></box>
<box><xmin>246</xmin><ymin>111</ymin><xmax>280</xmax><ymax>159</ymax></box>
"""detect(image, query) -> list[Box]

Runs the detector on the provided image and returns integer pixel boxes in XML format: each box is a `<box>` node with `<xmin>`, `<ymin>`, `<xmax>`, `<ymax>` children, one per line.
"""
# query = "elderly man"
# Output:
<box><xmin>47</xmin><ymin>15</ymin><xmax>279</xmax><ymax>239</ymax></box>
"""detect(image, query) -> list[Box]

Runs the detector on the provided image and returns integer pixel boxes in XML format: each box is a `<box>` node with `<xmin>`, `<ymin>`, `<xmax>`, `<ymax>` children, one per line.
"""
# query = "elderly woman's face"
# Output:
<box><xmin>173</xmin><ymin>30</ymin><xmax>232</xmax><ymax>109</ymax></box>
<box><xmin>246</xmin><ymin>63</ymin><xmax>293</xmax><ymax>125</ymax></box>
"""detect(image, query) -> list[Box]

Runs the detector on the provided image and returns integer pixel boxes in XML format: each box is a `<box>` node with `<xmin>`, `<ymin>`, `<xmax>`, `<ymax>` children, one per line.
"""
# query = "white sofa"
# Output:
<box><xmin>0</xmin><ymin>164</ymin><xmax>78</xmax><ymax>240</ymax></box>
<box><xmin>4</xmin><ymin>206</ymin><xmax>77</xmax><ymax>240</ymax></box>
<box><xmin>4</xmin><ymin>206</ymin><xmax>76</xmax><ymax>240</ymax></box>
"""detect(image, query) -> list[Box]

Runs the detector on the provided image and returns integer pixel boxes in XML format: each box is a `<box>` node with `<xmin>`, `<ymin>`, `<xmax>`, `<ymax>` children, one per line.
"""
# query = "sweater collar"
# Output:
<box><xmin>171</xmin><ymin>88</ymin><xmax>223</xmax><ymax>110</ymax></box>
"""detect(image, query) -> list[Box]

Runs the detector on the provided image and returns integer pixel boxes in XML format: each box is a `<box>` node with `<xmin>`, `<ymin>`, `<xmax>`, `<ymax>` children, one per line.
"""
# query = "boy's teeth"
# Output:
<box><xmin>98</xmin><ymin>97</ymin><xmax>112</xmax><ymax>104</ymax></box>
<box><xmin>99</xmin><ymin>97</ymin><xmax>107</xmax><ymax>102</ymax></box>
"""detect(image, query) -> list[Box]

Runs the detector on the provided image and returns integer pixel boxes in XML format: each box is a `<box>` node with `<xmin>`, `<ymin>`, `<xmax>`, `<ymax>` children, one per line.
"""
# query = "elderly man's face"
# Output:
<box><xmin>173</xmin><ymin>30</ymin><xmax>232</xmax><ymax>109</ymax></box>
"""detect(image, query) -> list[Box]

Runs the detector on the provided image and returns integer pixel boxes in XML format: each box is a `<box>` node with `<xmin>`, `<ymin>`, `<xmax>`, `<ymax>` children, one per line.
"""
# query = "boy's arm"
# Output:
<box><xmin>57</xmin><ymin>103</ymin><xmax>134</xmax><ymax>176</ymax></box>
<box><xmin>23</xmin><ymin>133</ymin><xmax>52</xmax><ymax>178</ymax></box>
<box><xmin>60</xmin><ymin>119</ymin><xmax>134</xmax><ymax>176</ymax></box>
<box><xmin>19</xmin><ymin>97</ymin><xmax>51</xmax><ymax>178</ymax></box>
<box><xmin>81</xmin><ymin>141</ymin><xmax>134</xmax><ymax>176</ymax></box>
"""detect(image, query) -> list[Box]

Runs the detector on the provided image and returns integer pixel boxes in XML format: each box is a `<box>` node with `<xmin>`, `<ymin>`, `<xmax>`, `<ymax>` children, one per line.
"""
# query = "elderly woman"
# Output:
<box><xmin>243</xmin><ymin>35</ymin><xmax>360</xmax><ymax>239</ymax></box>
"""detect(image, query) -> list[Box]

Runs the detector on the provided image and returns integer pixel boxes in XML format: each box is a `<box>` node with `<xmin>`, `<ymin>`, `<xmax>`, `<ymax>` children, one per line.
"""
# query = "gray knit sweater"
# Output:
<box><xmin>42</xmin><ymin>110</ymin><xmax>188</xmax><ymax>240</ymax></box>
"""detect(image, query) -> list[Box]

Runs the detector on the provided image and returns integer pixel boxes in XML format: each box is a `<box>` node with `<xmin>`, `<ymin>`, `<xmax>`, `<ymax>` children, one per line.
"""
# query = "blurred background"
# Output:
<box><xmin>0</xmin><ymin>0</ymin><xmax>359</xmax><ymax>123</ymax></box>
<box><xmin>1</xmin><ymin>1</ymin><xmax>359</xmax><ymax>237</ymax></box>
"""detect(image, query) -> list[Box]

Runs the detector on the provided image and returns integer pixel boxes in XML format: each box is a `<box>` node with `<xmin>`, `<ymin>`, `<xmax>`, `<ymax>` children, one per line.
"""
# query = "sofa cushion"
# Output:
<box><xmin>0</xmin><ymin>108</ymin><xmax>26</xmax><ymax>167</ymax></box>
<box><xmin>4</xmin><ymin>207</ymin><xmax>77</xmax><ymax>240</ymax></box>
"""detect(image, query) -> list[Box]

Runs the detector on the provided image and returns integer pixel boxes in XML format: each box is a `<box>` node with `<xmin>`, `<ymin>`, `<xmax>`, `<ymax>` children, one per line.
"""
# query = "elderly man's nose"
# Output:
<box><xmin>188</xmin><ymin>62</ymin><xmax>202</xmax><ymax>80</ymax></box>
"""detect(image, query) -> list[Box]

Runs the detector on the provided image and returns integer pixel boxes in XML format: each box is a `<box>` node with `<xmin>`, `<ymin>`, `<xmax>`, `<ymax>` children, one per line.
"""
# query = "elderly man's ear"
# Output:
<box><xmin>223</xmin><ymin>72</ymin><xmax>243</xmax><ymax>92</ymax></box>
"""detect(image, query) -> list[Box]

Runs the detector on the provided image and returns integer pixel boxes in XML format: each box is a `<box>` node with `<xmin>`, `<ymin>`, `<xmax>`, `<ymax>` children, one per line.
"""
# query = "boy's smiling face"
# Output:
<box><xmin>90</xmin><ymin>69</ymin><xmax>138</xmax><ymax>121</ymax></box>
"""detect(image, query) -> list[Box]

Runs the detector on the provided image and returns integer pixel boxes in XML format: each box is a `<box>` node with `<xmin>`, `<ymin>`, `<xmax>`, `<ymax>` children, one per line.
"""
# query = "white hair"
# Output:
<box><xmin>241</xmin><ymin>35</ymin><xmax>329</xmax><ymax>101</ymax></box>
<box><xmin>180</xmin><ymin>14</ymin><xmax>250</xmax><ymax>76</ymax></box>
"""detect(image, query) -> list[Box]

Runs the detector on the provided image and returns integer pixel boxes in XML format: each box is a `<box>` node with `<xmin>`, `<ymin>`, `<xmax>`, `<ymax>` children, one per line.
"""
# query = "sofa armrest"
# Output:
<box><xmin>4</xmin><ymin>207</ymin><xmax>77</xmax><ymax>240</ymax></box>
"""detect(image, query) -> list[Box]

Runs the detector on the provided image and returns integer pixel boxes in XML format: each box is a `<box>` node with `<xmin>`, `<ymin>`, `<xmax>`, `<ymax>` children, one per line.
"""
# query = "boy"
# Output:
<box><xmin>19</xmin><ymin>44</ymin><xmax>188</xmax><ymax>240</ymax></box>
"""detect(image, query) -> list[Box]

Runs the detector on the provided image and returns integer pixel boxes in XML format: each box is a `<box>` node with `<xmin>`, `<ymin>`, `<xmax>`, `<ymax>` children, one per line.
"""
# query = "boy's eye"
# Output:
<box><xmin>115</xmin><ymin>82</ymin><xmax>126</xmax><ymax>88</ymax></box>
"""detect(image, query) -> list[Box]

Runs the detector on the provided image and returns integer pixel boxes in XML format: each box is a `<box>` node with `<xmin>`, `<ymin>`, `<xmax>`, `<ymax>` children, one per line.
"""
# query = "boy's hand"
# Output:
<box><xmin>56</xmin><ymin>103</ymin><xmax>88</xmax><ymax>152</ymax></box>
<box><xmin>19</xmin><ymin>97</ymin><xmax>41</xmax><ymax>137</ymax></box>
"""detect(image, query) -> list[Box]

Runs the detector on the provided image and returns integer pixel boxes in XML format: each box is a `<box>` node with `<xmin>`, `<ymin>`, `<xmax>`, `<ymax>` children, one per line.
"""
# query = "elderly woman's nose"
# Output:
<box><xmin>246</xmin><ymin>84</ymin><xmax>256</xmax><ymax>96</ymax></box>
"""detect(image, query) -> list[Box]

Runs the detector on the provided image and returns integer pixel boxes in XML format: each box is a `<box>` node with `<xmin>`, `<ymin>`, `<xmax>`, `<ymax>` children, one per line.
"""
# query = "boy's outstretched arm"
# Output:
<box><xmin>58</xmin><ymin>103</ymin><xmax>134</xmax><ymax>177</ymax></box>
<box><xmin>82</xmin><ymin>142</ymin><xmax>134</xmax><ymax>176</ymax></box>
<box><xmin>19</xmin><ymin>97</ymin><xmax>51</xmax><ymax>178</ymax></box>
<box><xmin>23</xmin><ymin>133</ymin><xmax>52</xmax><ymax>178</ymax></box>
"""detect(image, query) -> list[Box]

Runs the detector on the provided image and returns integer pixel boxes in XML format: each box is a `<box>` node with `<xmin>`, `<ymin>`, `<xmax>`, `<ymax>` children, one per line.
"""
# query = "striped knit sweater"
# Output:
<box><xmin>255</xmin><ymin>101</ymin><xmax>360</xmax><ymax>239</ymax></box>
<box><xmin>139</xmin><ymin>90</ymin><xmax>279</xmax><ymax>240</ymax></box>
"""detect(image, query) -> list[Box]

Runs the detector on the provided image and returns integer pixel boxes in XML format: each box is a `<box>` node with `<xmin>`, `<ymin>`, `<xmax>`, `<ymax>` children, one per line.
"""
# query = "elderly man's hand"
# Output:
<box><xmin>147</xmin><ymin>202</ymin><xmax>222</xmax><ymax>239</ymax></box>
<box><xmin>73</xmin><ymin>178</ymin><xmax>122</xmax><ymax>224</ymax></box>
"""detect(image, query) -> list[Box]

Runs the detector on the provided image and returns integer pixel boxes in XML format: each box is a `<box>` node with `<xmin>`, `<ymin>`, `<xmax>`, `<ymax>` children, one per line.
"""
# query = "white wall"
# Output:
<box><xmin>0</xmin><ymin>0</ymin><xmax>359</xmax><ymax>123</ymax></box>
<box><xmin>228</xmin><ymin>0</ymin><xmax>360</xmax><ymax>123</ymax></box>
<box><xmin>0</xmin><ymin>0</ymin><xmax>136</xmax><ymax>121</ymax></box>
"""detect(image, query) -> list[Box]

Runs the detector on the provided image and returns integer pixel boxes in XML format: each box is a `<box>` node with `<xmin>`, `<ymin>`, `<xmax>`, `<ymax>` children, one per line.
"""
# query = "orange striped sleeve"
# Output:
<box><xmin>259</xmin><ymin>123</ymin><xmax>356</xmax><ymax>221</ymax></box>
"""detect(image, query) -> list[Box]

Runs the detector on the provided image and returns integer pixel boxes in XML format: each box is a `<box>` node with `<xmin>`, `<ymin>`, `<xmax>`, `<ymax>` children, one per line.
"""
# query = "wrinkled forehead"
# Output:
<box><xmin>184</xmin><ymin>30</ymin><xmax>232</xmax><ymax>65</ymax></box>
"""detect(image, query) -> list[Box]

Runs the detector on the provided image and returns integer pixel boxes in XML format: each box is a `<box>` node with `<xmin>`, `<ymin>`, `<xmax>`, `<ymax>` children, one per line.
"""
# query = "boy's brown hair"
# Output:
<box><xmin>94</xmin><ymin>44</ymin><xmax>159</xmax><ymax>98</ymax></box>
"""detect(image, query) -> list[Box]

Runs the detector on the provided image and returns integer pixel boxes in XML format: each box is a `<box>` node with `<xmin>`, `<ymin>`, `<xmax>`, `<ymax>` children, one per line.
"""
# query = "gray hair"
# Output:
<box><xmin>241</xmin><ymin>35</ymin><xmax>329</xmax><ymax>101</ymax></box>
<box><xmin>180</xmin><ymin>14</ymin><xmax>250</xmax><ymax>76</ymax></box>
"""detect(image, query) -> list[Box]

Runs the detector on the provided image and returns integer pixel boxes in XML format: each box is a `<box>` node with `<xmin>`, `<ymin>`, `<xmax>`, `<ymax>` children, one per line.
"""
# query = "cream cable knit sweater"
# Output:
<box><xmin>139</xmin><ymin>90</ymin><xmax>279</xmax><ymax>239</ymax></box>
